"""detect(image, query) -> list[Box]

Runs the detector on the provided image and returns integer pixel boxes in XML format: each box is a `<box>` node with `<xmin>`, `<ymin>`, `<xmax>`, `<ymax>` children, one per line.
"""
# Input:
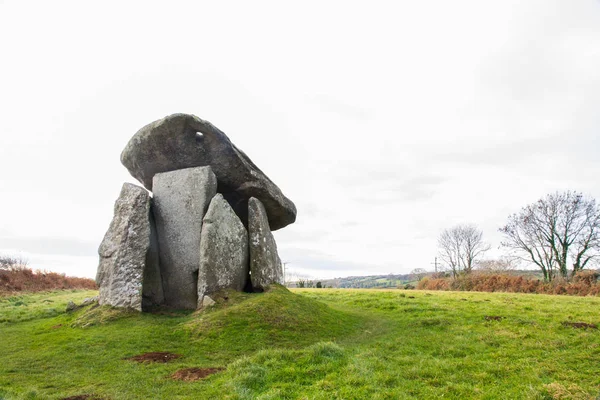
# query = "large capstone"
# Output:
<box><xmin>197</xmin><ymin>194</ymin><xmax>249</xmax><ymax>307</ymax></box>
<box><xmin>152</xmin><ymin>166</ymin><xmax>217</xmax><ymax>309</ymax></box>
<box><xmin>120</xmin><ymin>113</ymin><xmax>296</xmax><ymax>230</ymax></box>
<box><xmin>248</xmin><ymin>197</ymin><xmax>283</xmax><ymax>290</ymax></box>
<box><xmin>96</xmin><ymin>183</ymin><xmax>162</xmax><ymax>311</ymax></box>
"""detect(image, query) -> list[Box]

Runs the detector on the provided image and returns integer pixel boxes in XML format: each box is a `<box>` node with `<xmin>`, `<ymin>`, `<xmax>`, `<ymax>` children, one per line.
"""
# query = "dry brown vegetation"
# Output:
<box><xmin>125</xmin><ymin>352</ymin><xmax>182</xmax><ymax>363</ymax></box>
<box><xmin>171</xmin><ymin>367</ymin><xmax>225</xmax><ymax>381</ymax></box>
<box><xmin>417</xmin><ymin>270</ymin><xmax>600</xmax><ymax>296</ymax></box>
<box><xmin>0</xmin><ymin>266</ymin><xmax>96</xmax><ymax>295</ymax></box>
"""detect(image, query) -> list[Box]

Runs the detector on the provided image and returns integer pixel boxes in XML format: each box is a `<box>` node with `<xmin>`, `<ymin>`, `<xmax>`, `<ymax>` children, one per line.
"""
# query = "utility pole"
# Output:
<box><xmin>283</xmin><ymin>262</ymin><xmax>291</xmax><ymax>286</ymax></box>
<box><xmin>430</xmin><ymin>257</ymin><xmax>438</xmax><ymax>273</ymax></box>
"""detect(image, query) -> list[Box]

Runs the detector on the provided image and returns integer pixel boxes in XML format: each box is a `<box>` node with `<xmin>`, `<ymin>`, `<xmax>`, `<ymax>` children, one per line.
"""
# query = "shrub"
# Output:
<box><xmin>0</xmin><ymin>267</ymin><xmax>96</xmax><ymax>294</ymax></box>
<box><xmin>572</xmin><ymin>270</ymin><xmax>599</xmax><ymax>285</ymax></box>
<box><xmin>416</xmin><ymin>271</ymin><xmax>600</xmax><ymax>297</ymax></box>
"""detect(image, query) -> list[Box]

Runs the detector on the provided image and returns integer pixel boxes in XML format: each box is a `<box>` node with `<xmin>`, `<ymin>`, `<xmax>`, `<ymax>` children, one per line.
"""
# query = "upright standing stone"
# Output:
<box><xmin>248</xmin><ymin>197</ymin><xmax>283</xmax><ymax>290</ymax></box>
<box><xmin>96</xmin><ymin>183</ymin><xmax>159</xmax><ymax>311</ymax></box>
<box><xmin>197</xmin><ymin>194</ymin><xmax>249</xmax><ymax>307</ymax></box>
<box><xmin>152</xmin><ymin>166</ymin><xmax>217</xmax><ymax>309</ymax></box>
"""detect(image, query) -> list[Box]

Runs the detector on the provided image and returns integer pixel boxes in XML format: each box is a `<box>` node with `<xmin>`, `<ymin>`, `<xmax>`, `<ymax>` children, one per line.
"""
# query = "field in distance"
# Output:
<box><xmin>1</xmin><ymin>287</ymin><xmax>599</xmax><ymax>399</ymax></box>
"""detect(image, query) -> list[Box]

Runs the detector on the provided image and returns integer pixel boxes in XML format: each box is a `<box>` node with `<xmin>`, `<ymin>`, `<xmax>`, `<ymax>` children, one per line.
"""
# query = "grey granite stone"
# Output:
<box><xmin>152</xmin><ymin>166</ymin><xmax>217</xmax><ymax>309</ymax></box>
<box><xmin>248</xmin><ymin>197</ymin><xmax>283</xmax><ymax>290</ymax></box>
<box><xmin>198</xmin><ymin>194</ymin><xmax>249</xmax><ymax>307</ymax></box>
<box><xmin>96</xmin><ymin>183</ymin><xmax>156</xmax><ymax>311</ymax></box>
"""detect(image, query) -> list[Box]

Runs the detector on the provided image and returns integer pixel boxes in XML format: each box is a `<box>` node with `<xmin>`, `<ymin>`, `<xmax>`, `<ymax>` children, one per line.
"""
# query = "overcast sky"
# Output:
<box><xmin>1</xmin><ymin>1</ymin><xmax>599</xmax><ymax>280</ymax></box>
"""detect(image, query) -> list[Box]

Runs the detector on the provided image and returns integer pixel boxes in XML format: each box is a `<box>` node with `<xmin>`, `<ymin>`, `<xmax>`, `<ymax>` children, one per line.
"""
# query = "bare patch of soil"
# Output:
<box><xmin>51</xmin><ymin>324</ymin><xmax>63</xmax><ymax>329</ymax></box>
<box><xmin>125</xmin><ymin>352</ymin><xmax>182</xmax><ymax>363</ymax></box>
<box><xmin>171</xmin><ymin>367</ymin><xmax>225</xmax><ymax>381</ymax></box>
<box><xmin>61</xmin><ymin>395</ymin><xmax>98</xmax><ymax>400</ymax></box>
<box><xmin>484</xmin><ymin>316</ymin><xmax>503</xmax><ymax>321</ymax></box>
<box><xmin>562</xmin><ymin>321</ymin><xmax>598</xmax><ymax>330</ymax></box>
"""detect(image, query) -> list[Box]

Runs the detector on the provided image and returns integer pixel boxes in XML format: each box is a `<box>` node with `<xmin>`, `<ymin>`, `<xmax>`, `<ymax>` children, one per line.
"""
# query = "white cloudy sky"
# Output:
<box><xmin>1</xmin><ymin>1</ymin><xmax>599</xmax><ymax>280</ymax></box>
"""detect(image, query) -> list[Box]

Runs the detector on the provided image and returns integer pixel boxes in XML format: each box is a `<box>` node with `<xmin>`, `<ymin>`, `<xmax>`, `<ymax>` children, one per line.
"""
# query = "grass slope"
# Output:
<box><xmin>185</xmin><ymin>286</ymin><xmax>361</xmax><ymax>354</ymax></box>
<box><xmin>1</xmin><ymin>287</ymin><xmax>599</xmax><ymax>399</ymax></box>
<box><xmin>0</xmin><ymin>286</ymin><xmax>363</xmax><ymax>399</ymax></box>
<box><xmin>0</xmin><ymin>290</ymin><xmax>98</xmax><ymax>324</ymax></box>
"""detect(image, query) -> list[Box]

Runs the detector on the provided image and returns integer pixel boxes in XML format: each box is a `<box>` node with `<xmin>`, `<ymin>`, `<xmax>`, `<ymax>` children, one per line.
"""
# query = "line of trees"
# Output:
<box><xmin>437</xmin><ymin>191</ymin><xmax>600</xmax><ymax>282</ymax></box>
<box><xmin>296</xmin><ymin>279</ymin><xmax>323</xmax><ymax>288</ymax></box>
<box><xmin>0</xmin><ymin>255</ymin><xmax>28</xmax><ymax>271</ymax></box>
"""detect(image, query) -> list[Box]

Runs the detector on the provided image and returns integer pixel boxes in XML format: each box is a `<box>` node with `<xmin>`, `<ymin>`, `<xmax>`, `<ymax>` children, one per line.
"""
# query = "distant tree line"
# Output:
<box><xmin>296</xmin><ymin>280</ymin><xmax>325</xmax><ymax>288</ymax></box>
<box><xmin>0</xmin><ymin>255</ymin><xmax>28</xmax><ymax>271</ymax></box>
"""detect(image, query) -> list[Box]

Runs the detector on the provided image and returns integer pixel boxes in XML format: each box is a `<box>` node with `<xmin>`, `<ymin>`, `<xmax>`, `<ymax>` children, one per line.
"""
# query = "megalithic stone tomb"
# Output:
<box><xmin>96</xmin><ymin>114</ymin><xmax>295</xmax><ymax>310</ymax></box>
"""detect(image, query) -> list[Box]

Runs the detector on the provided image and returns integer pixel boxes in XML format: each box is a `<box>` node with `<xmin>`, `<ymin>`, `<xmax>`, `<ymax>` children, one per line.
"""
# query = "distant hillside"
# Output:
<box><xmin>290</xmin><ymin>269</ymin><xmax>549</xmax><ymax>289</ymax></box>
<box><xmin>288</xmin><ymin>273</ymin><xmax>417</xmax><ymax>289</ymax></box>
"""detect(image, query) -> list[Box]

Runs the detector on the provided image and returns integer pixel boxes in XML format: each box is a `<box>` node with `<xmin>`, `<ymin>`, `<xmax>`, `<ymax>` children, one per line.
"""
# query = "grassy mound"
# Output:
<box><xmin>0</xmin><ymin>287</ymin><xmax>364</xmax><ymax>399</ymax></box>
<box><xmin>186</xmin><ymin>285</ymin><xmax>362</xmax><ymax>352</ymax></box>
<box><xmin>71</xmin><ymin>304</ymin><xmax>138</xmax><ymax>328</ymax></box>
<box><xmin>203</xmin><ymin>342</ymin><xmax>348</xmax><ymax>399</ymax></box>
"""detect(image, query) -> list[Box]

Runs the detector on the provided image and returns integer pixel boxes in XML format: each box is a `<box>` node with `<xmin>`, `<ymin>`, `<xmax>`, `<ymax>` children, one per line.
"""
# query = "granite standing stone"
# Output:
<box><xmin>248</xmin><ymin>197</ymin><xmax>283</xmax><ymax>290</ymax></box>
<box><xmin>120</xmin><ymin>113</ymin><xmax>296</xmax><ymax>230</ymax></box>
<box><xmin>152</xmin><ymin>166</ymin><xmax>217</xmax><ymax>309</ymax></box>
<box><xmin>96</xmin><ymin>183</ymin><xmax>158</xmax><ymax>311</ymax></box>
<box><xmin>197</xmin><ymin>194</ymin><xmax>249</xmax><ymax>307</ymax></box>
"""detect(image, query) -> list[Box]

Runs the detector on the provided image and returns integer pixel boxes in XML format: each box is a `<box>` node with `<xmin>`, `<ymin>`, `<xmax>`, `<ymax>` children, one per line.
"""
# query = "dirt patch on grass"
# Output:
<box><xmin>61</xmin><ymin>395</ymin><xmax>100</xmax><ymax>400</ymax></box>
<box><xmin>484</xmin><ymin>316</ymin><xmax>504</xmax><ymax>321</ymax></box>
<box><xmin>171</xmin><ymin>367</ymin><xmax>224</xmax><ymax>381</ymax></box>
<box><xmin>51</xmin><ymin>324</ymin><xmax>63</xmax><ymax>329</ymax></box>
<box><xmin>562</xmin><ymin>321</ymin><xmax>598</xmax><ymax>330</ymax></box>
<box><xmin>126</xmin><ymin>352</ymin><xmax>182</xmax><ymax>363</ymax></box>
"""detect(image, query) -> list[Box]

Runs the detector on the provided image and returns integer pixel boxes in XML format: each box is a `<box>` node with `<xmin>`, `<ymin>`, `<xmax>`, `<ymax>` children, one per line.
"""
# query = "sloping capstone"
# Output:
<box><xmin>96</xmin><ymin>183</ymin><xmax>162</xmax><ymax>311</ymax></box>
<box><xmin>197</xmin><ymin>194</ymin><xmax>249</xmax><ymax>307</ymax></box>
<box><xmin>152</xmin><ymin>166</ymin><xmax>217</xmax><ymax>309</ymax></box>
<box><xmin>120</xmin><ymin>113</ymin><xmax>296</xmax><ymax>231</ymax></box>
<box><xmin>248</xmin><ymin>197</ymin><xmax>283</xmax><ymax>290</ymax></box>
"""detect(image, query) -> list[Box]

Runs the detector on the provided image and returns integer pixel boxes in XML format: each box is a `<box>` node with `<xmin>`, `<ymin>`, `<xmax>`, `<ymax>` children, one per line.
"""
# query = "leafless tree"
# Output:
<box><xmin>474</xmin><ymin>258</ymin><xmax>515</xmax><ymax>274</ymax></box>
<box><xmin>438</xmin><ymin>224</ymin><xmax>490</xmax><ymax>278</ymax></box>
<box><xmin>0</xmin><ymin>255</ymin><xmax>28</xmax><ymax>271</ymax></box>
<box><xmin>410</xmin><ymin>268</ymin><xmax>428</xmax><ymax>280</ymax></box>
<box><xmin>499</xmin><ymin>191</ymin><xmax>600</xmax><ymax>281</ymax></box>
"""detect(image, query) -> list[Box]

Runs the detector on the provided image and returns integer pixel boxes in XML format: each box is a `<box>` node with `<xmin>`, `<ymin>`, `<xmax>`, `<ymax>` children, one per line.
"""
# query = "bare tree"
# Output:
<box><xmin>438</xmin><ymin>224</ymin><xmax>490</xmax><ymax>277</ymax></box>
<box><xmin>410</xmin><ymin>268</ymin><xmax>428</xmax><ymax>280</ymax></box>
<box><xmin>499</xmin><ymin>191</ymin><xmax>600</xmax><ymax>281</ymax></box>
<box><xmin>0</xmin><ymin>255</ymin><xmax>28</xmax><ymax>271</ymax></box>
<box><xmin>475</xmin><ymin>258</ymin><xmax>515</xmax><ymax>274</ymax></box>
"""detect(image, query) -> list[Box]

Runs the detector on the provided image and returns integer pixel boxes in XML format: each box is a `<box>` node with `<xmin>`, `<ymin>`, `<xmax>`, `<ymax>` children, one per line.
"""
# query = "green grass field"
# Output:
<box><xmin>1</xmin><ymin>287</ymin><xmax>599</xmax><ymax>399</ymax></box>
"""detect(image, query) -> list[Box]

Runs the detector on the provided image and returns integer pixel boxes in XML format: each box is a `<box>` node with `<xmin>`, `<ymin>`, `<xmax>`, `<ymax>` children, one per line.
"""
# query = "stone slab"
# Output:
<box><xmin>248</xmin><ymin>197</ymin><xmax>283</xmax><ymax>290</ymax></box>
<box><xmin>152</xmin><ymin>166</ymin><xmax>217</xmax><ymax>309</ymax></box>
<box><xmin>198</xmin><ymin>194</ymin><xmax>249</xmax><ymax>307</ymax></box>
<box><xmin>96</xmin><ymin>183</ymin><xmax>156</xmax><ymax>311</ymax></box>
